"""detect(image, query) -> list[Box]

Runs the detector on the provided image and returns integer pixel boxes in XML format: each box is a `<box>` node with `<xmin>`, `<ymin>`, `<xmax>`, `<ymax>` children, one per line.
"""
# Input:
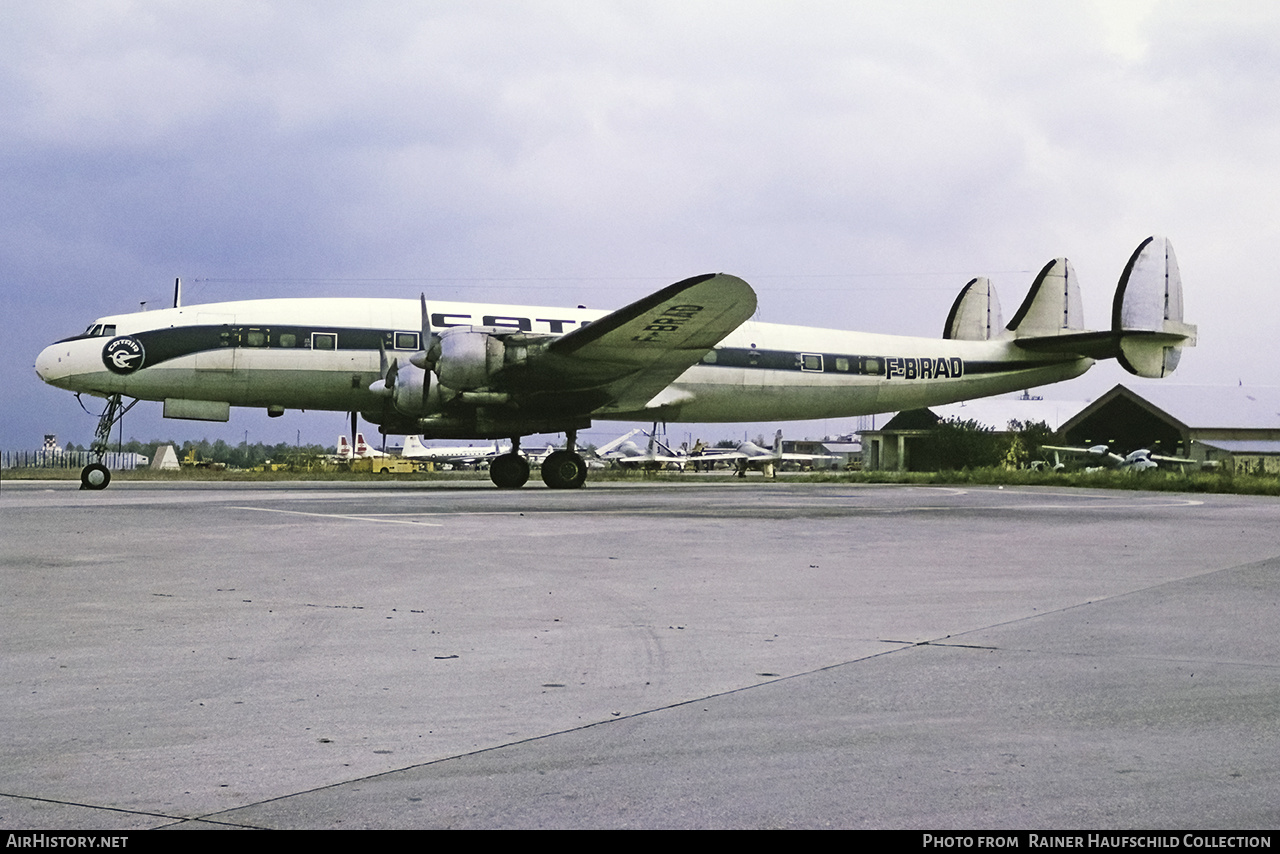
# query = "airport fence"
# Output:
<box><xmin>1</xmin><ymin>450</ymin><xmax>148</xmax><ymax>470</ymax></box>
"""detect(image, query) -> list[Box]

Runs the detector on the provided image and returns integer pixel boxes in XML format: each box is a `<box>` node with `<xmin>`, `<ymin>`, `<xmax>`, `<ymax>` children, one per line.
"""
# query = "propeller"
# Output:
<box><xmin>368</xmin><ymin>294</ymin><xmax>437</xmax><ymax>416</ymax></box>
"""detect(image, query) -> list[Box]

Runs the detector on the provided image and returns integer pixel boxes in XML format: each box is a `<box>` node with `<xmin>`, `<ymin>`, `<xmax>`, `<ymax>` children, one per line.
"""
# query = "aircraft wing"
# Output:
<box><xmin>779</xmin><ymin>452</ymin><xmax>836</xmax><ymax>463</ymax></box>
<box><xmin>1149</xmin><ymin>453</ymin><xmax>1196</xmax><ymax>466</ymax></box>
<box><xmin>1041</xmin><ymin>445</ymin><xmax>1126</xmax><ymax>466</ymax></box>
<box><xmin>595</xmin><ymin>428</ymin><xmax>644</xmax><ymax>456</ymax></box>
<box><xmin>514</xmin><ymin>274</ymin><xmax>757</xmax><ymax>414</ymax></box>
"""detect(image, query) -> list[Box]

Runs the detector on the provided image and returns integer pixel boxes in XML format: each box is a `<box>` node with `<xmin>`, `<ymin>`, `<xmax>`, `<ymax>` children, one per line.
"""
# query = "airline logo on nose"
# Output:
<box><xmin>102</xmin><ymin>337</ymin><xmax>146</xmax><ymax>374</ymax></box>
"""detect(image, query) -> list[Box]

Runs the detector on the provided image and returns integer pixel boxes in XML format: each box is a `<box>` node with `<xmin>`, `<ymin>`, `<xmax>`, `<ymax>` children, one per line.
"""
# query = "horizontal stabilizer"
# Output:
<box><xmin>944</xmin><ymin>277</ymin><xmax>1006</xmax><ymax>341</ymax></box>
<box><xmin>1007</xmin><ymin>258</ymin><xmax>1084</xmax><ymax>338</ymax></box>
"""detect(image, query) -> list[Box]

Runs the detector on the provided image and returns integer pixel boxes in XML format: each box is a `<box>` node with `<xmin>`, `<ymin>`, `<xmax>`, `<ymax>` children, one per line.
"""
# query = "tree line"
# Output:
<box><xmin>913</xmin><ymin>418</ymin><xmax>1057</xmax><ymax>471</ymax></box>
<box><xmin>63</xmin><ymin>438</ymin><xmax>336</xmax><ymax>469</ymax></box>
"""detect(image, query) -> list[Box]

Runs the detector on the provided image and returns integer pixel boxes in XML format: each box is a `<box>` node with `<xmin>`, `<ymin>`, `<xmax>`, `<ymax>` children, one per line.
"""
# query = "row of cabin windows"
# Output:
<box><xmin>223</xmin><ymin>329</ymin><xmax>421</xmax><ymax>351</ymax></box>
<box><xmin>700</xmin><ymin>350</ymin><xmax>874</xmax><ymax>374</ymax></box>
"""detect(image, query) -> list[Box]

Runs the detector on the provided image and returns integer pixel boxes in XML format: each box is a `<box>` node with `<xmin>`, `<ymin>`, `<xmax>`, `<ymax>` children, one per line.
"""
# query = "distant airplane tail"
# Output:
<box><xmin>966</xmin><ymin>236</ymin><xmax>1198</xmax><ymax>379</ymax></box>
<box><xmin>337</xmin><ymin>435</ymin><xmax>352</xmax><ymax>460</ymax></box>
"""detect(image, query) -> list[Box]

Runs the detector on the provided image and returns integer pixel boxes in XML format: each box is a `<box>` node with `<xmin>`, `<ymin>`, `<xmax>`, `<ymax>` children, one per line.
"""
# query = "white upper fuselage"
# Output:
<box><xmin>36</xmin><ymin>295</ymin><xmax>1092</xmax><ymax>430</ymax></box>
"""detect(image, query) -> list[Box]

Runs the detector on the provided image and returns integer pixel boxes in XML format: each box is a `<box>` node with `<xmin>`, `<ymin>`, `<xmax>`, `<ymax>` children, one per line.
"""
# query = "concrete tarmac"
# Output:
<box><xmin>1</xmin><ymin>479</ymin><xmax>1278</xmax><ymax>829</ymax></box>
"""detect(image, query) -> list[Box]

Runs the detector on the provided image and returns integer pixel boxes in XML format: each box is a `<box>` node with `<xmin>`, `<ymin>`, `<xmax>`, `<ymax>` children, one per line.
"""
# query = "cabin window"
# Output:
<box><xmin>835</xmin><ymin>357</ymin><xmax>850</xmax><ymax>372</ymax></box>
<box><xmin>800</xmin><ymin>353</ymin><xmax>824</xmax><ymax>372</ymax></box>
<box><xmin>865</xmin><ymin>358</ymin><xmax>881</xmax><ymax>375</ymax></box>
<box><xmin>312</xmin><ymin>332</ymin><xmax>337</xmax><ymax>351</ymax></box>
<box><xmin>702</xmin><ymin>350</ymin><xmax>718</xmax><ymax>364</ymax></box>
<box><xmin>244</xmin><ymin>329</ymin><xmax>267</xmax><ymax>347</ymax></box>
<box><xmin>394</xmin><ymin>331</ymin><xmax>420</xmax><ymax>350</ymax></box>
<box><xmin>278</xmin><ymin>332</ymin><xmax>297</xmax><ymax>348</ymax></box>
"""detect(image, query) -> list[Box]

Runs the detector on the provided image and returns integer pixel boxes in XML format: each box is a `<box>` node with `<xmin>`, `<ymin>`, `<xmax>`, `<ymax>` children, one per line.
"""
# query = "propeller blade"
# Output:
<box><xmin>419</xmin><ymin>293</ymin><xmax>432</xmax><ymax>410</ymax></box>
<box><xmin>410</xmin><ymin>293</ymin><xmax>436</xmax><ymax>370</ymax></box>
<box><xmin>380</xmin><ymin>340</ymin><xmax>392</xmax><ymax>387</ymax></box>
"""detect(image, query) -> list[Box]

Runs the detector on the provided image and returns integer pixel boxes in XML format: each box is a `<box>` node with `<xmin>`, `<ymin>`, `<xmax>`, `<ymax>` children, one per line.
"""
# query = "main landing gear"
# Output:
<box><xmin>489</xmin><ymin>450</ymin><xmax>530</xmax><ymax>489</ymax></box>
<box><xmin>541</xmin><ymin>450</ymin><xmax>588</xmax><ymax>489</ymax></box>
<box><xmin>78</xmin><ymin>393</ymin><xmax>139</xmax><ymax>490</ymax></box>
<box><xmin>487</xmin><ymin>432</ymin><xmax>589</xmax><ymax>489</ymax></box>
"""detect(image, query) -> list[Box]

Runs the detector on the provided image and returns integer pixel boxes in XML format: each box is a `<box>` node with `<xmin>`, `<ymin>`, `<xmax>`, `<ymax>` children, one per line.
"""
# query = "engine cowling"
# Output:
<box><xmin>390</xmin><ymin>358</ymin><xmax>430</xmax><ymax>416</ymax></box>
<box><xmin>435</xmin><ymin>328</ymin><xmax>505</xmax><ymax>392</ymax></box>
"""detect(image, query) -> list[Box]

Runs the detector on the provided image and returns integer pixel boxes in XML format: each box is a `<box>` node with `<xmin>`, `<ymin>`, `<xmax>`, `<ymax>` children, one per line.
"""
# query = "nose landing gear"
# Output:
<box><xmin>78</xmin><ymin>393</ymin><xmax>138</xmax><ymax>490</ymax></box>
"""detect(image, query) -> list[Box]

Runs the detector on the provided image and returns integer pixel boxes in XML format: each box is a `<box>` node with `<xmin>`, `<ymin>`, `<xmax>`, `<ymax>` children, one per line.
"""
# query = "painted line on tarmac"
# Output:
<box><xmin>229</xmin><ymin>506</ymin><xmax>445</xmax><ymax>526</ymax></box>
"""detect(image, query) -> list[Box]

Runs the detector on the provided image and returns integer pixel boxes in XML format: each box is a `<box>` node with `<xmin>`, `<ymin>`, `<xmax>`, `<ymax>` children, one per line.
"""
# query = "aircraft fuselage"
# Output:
<box><xmin>36</xmin><ymin>295</ymin><xmax>1091</xmax><ymax>434</ymax></box>
<box><xmin>36</xmin><ymin>295</ymin><xmax>1091</xmax><ymax>435</ymax></box>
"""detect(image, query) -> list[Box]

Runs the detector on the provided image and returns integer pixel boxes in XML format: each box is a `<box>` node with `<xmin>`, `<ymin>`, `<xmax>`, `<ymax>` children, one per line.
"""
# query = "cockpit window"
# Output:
<box><xmin>82</xmin><ymin>324</ymin><xmax>117</xmax><ymax>338</ymax></box>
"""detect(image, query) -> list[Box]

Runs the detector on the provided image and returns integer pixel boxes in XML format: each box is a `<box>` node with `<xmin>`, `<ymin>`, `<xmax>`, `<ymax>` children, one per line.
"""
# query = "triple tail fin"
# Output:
<box><xmin>1009</xmin><ymin>236</ymin><xmax>1195</xmax><ymax>379</ymax></box>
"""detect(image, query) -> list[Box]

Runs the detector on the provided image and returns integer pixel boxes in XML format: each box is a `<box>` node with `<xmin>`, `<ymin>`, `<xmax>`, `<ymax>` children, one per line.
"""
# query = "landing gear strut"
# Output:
<box><xmin>78</xmin><ymin>393</ymin><xmax>138</xmax><ymax>490</ymax></box>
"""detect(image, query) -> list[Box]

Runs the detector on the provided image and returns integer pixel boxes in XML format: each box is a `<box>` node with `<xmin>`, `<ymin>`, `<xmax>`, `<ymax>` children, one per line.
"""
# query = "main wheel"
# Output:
<box><xmin>80</xmin><ymin>463</ymin><xmax>111</xmax><ymax>490</ymax></box>
<box><xmin>541</xmin><ymin>450</ymin><xmax>588</xmax><ymax>489</ymax></box>
<box><xmin>490</xmin><ymin>453</ymin><xmax>530</xmax><ymax>489</ymax></box>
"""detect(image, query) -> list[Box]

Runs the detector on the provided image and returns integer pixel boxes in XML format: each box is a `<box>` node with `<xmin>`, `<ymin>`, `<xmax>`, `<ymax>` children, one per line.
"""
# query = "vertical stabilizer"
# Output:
<box><xmin>1112</xmin><ymin>236</ymin><xmax>1195</xmax><ymax>378</ymax></box>
<box><xmin>1007</xmin><ymin>258</ymin><xmax>1084</xmax><ymax>337</ymax></box>
<box><xmin>944</xmin><ymin>277</ymin><xmax>1006</xmax><ymax>340</ymax></box>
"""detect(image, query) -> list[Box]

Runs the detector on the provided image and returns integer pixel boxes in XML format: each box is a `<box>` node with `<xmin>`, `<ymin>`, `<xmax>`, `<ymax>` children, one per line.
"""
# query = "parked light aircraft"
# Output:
<box><xmin>1041</xmin><ymin>444</ymin><xmax>1196</xmax><ymax>472</ymax></box>
<box><xmin>599</xmin><ymin>426</ymin><xmax>688</xmax><ymax>470</ymax></box>
<box><xmin>693</xmin><ymin>429</ymin><xmax>835</xmax><ymax>477</ymax></box>
<box><xmin>36</xmin><ymin>236</ymin><xmax>1194</xmax><ymax>490</ymax></box>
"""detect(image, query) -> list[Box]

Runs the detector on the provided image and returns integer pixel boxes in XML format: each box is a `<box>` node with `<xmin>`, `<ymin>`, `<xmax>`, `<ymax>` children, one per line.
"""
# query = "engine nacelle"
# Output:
<box><xmin>436</xmin><ymin>328</ymin><xmax>505</xmax><ymax>392</ymax></box>
<box><xmin>391</xmin><ymin>358</ymin><xmax>431</xmax><ymax>416</ymax></box>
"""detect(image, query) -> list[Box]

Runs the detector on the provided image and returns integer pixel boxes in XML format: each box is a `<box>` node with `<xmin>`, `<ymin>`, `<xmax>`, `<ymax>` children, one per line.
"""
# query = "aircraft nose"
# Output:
<box><xmin>35</xmin><ymin>342</ymin><xmax>71</xmax><ymax>386</ymax></box>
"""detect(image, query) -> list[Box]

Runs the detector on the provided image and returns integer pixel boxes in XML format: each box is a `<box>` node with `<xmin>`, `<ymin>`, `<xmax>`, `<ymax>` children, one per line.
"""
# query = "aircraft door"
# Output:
<box><xmin>195</xmin><ymin>313</ymin><xmax>236</xmax><ymax>371</ymax></box>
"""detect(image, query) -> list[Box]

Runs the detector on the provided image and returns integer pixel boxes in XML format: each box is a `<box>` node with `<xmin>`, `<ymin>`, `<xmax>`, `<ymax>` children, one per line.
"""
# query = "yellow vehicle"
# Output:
<box><xmin>348</xmin><ymin>457</ymin><xmax>418</xmax><ymax>474</ymax></box>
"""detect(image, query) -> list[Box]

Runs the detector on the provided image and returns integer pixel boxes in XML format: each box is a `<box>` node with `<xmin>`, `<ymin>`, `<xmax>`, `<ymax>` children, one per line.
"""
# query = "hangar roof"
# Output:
<box><xmin>1108</xmin><ymin>383</ymin><xmax>1280</xmax><ymax>429</ymax></box>
<box><xmin>1060</xmin><ymin>383</ymin><xmax>1280</xmax><ymax>432</ymax></box>
<box><xmin>1197</xmin><ymin>439</ymin><xmax>1280</xmax><ymax>454</ymax></box>
<box><xmin>871</xmin><ymin>384</ymin><xmax>1280</xmax><ymax>439</ymax></box>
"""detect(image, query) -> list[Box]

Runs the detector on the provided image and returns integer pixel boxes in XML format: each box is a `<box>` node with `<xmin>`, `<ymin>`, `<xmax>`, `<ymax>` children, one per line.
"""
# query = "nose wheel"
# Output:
<box><xmin>77</xmin><ymin>393</ymin><xmax>139</xmax><ymax>490</ymax></box>
<box><xmin>80</xmin><ymin>462</ymin><xmax>111</xmax><ymax>490</ymax></box>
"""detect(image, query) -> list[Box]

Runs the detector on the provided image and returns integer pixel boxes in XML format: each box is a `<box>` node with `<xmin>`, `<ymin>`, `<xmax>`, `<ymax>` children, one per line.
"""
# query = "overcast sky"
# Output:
<box><xmin>4</xmin><ymin>1</ymin><xmax>1278</xmax><ymax>452</ymax></box>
